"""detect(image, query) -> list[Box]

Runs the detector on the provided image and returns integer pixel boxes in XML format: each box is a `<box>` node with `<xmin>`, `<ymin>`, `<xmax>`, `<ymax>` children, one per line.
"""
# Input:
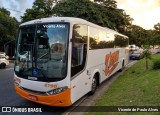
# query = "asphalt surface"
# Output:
<box><xmin>0</xmin><ymin>63</ymin><xmax>35</xmax><ymax>107</ymax></box>
<box><xmin>0</xmin><ymin>60</ymin><xmax>136</xmax><ymax>115</ymax></box>
<box><xmin>0</xmin><ymin>63</ymin><xmax>68</xmax><ymax>115</ymax></box>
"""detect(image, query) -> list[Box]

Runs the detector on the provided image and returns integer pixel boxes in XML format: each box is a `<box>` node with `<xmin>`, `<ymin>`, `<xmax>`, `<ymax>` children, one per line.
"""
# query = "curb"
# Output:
<box><xmin>66</xmin><ymin>61</ymin><xmax>137</xmax><ymax>115</ymax></box>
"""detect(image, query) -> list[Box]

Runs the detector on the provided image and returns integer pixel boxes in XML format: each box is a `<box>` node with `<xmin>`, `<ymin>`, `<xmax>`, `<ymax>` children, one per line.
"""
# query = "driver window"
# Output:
<box><xmin>71</xmin><ymin>24</ymin><xmax>88</xmax><ymax>77</ymax></box>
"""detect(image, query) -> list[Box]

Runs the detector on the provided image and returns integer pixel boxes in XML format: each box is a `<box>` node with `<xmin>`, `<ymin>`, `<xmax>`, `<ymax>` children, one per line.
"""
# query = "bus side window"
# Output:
<box><xmin>71</xmin><ymin>24</ymin><xmax>88</xmax><ymax>77</ymax></box>
<box><xmin>72</xmin><ymin>43</ymin><xmax>86</xmax><ymax>66</ymax></box>
<box><xmin>72</xmin><ymin>45</ymin><xmax>78</xmax><ymax>66</ymax></box>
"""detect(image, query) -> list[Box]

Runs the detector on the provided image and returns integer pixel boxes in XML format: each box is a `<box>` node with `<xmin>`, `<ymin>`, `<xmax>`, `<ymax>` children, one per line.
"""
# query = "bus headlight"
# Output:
<box><xmin>45</xmin><ymin>86</ymin><xmax>68</xmax><ymax>95</ymax></box>
<box><xmin>15</xmin><ymin>82</ymin><xmax>20</xmax><ymax>87</ymax></box>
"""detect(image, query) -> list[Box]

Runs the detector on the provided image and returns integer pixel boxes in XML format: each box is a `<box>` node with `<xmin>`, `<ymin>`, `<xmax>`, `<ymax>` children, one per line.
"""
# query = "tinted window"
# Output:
<box><xmin>71</xmin><ymin>24</ymin><xmax>88</xmax><ymax>77</ymax></box>
<box><xmin>15</xmin><ymin>23</ymin><xmax>69</xmax><ymax>82</ymax></box>
<box><xmin>89</xmin><ymin>27</ymin><xmax>115</xmax><ymax>49</ymax></box>
<box><xmin>115</xmin><ymin>35</ymin><xmax>129</xmax><ymax>47</ymax></box>
<box><xmin>89</xmin><ymin>27</ymin><xmax>99</xmax><ymax>49</ymax></box>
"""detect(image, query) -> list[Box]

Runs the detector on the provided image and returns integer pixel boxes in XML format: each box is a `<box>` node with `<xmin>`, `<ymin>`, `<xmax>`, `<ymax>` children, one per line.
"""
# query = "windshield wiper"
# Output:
<box><xmin>38</xmin><ymin>52</ymin><xmax>48</xmax><ymax>59</ymax></box>
<box><xmin>39</xmin><ymin>68</ymin><xmax>49</xmax><ymax>82</ymax></box>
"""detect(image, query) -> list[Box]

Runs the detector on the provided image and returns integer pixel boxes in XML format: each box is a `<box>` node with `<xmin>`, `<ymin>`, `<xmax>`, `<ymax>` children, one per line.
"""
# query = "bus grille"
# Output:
<box><xmin>21</xmin><ymin>87</ymin><xmax>46</xmax><ymax>95</ymax></box>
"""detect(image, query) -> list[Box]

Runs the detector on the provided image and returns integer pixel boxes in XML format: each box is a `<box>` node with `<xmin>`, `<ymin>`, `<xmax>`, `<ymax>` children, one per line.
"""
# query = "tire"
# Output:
<box><xmin>119</xmin><ymin>61</ymin><xmax>124</xmax><ymax>72</ymax></box>
<box><xmin>0</xmin><ymin>63</ymin><xmax>6</xmax><ymax>69</ymax></box>
<box><xmin>89</xmin><ymin>75</ymin><xmax>98</xmax><ymax>95</ymax></box>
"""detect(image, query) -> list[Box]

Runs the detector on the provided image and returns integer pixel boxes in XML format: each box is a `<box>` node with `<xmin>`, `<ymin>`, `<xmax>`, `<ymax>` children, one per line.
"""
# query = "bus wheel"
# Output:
<box><xmin>89</xmin><ymin>75</ymin><xmax>98</xmax><ymax>95</ymax></box>
<box><xmin>119</xmin><ymin>60</ymin><xmax>124</xmax><ymax>72</ymax></box>
<box><xmin>0</xmin><ymin>63</ymin><xmax>6</xmax><ymax>69</ymax></box>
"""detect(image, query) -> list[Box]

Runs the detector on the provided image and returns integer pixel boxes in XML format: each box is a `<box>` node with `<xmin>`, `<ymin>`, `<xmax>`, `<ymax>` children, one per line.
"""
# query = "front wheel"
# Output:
<box><xmin>0</xmin><ymin>63</ymin><xmax>6</xmax><ymax>69</ymax></box>
<box><xmin>89</xmin><ymin>76</ymin><xmax>97</xmax><ymax>95</ymax></box>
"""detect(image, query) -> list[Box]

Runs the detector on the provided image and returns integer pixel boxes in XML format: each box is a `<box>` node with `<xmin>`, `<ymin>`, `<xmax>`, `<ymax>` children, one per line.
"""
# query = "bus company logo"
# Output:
<box><xmin>43</xmin><ymin>24</ymin><xmax>66</xmax><ymax>29</ymax></box>
<box><xmin>105</xmin><ymin>50</ymin><xmax>119</xmax><ymax>76</ymax></box>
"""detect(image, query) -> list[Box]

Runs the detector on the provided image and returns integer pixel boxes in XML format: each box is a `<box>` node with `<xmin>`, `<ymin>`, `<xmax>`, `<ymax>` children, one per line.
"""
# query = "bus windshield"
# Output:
<box><xmin>15</xmin><ymin>23</ymin><xmax>69</xmax><ymax>82</ymax></box>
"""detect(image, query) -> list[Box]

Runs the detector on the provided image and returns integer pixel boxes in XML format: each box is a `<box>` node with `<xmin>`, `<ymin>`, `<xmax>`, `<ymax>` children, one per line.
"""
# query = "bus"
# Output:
<box><xmin>14</xmin><ymin>17</ymin><xmax>129</xmax><ymax>106</ymax></box>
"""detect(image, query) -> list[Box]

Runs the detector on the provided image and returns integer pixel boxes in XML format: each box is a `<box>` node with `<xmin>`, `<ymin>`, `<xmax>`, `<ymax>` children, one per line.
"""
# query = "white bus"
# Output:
<box><xmin>14</xmin><ymin>17</ymin><xmax>129</xmax><ymax>106</ymax></box>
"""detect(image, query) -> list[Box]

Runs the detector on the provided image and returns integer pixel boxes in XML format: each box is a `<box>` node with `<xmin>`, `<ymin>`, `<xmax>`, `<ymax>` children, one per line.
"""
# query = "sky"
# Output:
<box><xmin>0</xmin><ymin>0</ymin><xmax>160</xmax><ymax>30</ymax></box>
<box><xmin>116</xmin><ymin>0</ymin><xmax>160</xmax><ymax>30</ymax></box>
<box><xmin>0</xmin><ymin>0</ymin><xmax>34</xmax><ymax>20</ymax></box>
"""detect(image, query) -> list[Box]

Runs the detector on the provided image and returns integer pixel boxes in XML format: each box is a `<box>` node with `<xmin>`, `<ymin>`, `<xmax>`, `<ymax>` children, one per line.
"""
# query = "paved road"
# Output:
<box><xmin>0</xmin><ymin>63</ymin><xmax>68</xmax><ymax>115</ymax></box>
<box><xmin>0</xmin><ymin>63</ymin><xmax>35</xmax><ymax>106</ymax></box>
<box><xmin>0</xmin><ymin>61</ymin><xmax>136</xmax><ymax>114</ymax></box>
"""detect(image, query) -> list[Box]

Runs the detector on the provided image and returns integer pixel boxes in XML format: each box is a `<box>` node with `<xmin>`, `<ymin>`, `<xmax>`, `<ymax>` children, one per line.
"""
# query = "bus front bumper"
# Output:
<box><xmin>14</xmin><ymin>84</ymin><xmax>72</xmax><ymax>107</ymax></box>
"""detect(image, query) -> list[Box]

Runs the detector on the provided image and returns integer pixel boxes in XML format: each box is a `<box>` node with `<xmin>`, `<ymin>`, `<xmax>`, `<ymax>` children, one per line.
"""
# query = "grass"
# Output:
<box><xmin>87</xmin><ymin>54</ymin><xmax>160</xmax><ymax>115</ymax></box>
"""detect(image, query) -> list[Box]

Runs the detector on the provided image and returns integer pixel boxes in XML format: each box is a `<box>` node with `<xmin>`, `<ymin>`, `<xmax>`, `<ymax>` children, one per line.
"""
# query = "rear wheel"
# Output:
<box><xmin>119</xmin><ymin>60</ymin><xmax>125</xmax><ymax>72</ymax></box>
<box><xmin>89</xmin><ymin>75</ymin><xmax>98</xmax><ymax>95</ymax></box>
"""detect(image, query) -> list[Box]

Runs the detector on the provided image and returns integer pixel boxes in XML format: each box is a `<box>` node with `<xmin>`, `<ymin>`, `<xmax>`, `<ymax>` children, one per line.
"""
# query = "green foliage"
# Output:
<box><xmin>143</xmin><ymin>45</ymin><xmax>152</xmax><ymax>70</ymax></box>
<box><xmin>94</xmin><ymin>0</ymin><xmax>117</xmax><ymax>9</ymax></box>
<box><xmin>21</xmin><ymin>8</ymin><xmax>46</xmax><ymax>22</ymax></box>
<box><xmin>21</xmin><ymin>0</ymin><xmax>132</xmax><ymax>31</ymax></box>
<box><xmin>53</xmin><ymin>0</ymin><xmax>132</xmax><ymax>31</ymax></box>
<box><xmin>90</xmin><ymin>54</ymin><xmax>160</xmax><ymax>115</ymax></box>
<box><xmin>21</xmin><ymin>0</ymin><xmax>56</xmax><ymax>22</ymax></box>
<box><xmin>0</xmin><ymin>8</ymin><xmax>19</xmax><ymax>51</ymax></box>
<box><xmin>143</xmin><ymin>49</ymin><xmax>152</xmax><ymax>59</ymax></box>
<box><xmin>144</xmin><ymin>29</ymin><xmax>160</xmax><ymax>48</ymax></box>
<box><xmin>53</xmin><ymin>0</ymin><xmax>111</xmax><ymax>27</ymax></box>
<box><xmin>124</xmin><ymin>25</ymin><xmax>148</xmax><ymax>46</ymax></box>
<box><xmin>153</xmin><ymin>59</ymin><xmax>160</xmax><ymax>70</ymax></box>
<box><xmin>20</xmin><ymin>0</ymin><xmax>160</xmax><ymax>47</ymax></box>
<box><xmin>154</xmin><ymin>22</ymin><xmax>160</xmax><ymax>32</ymax></box>
<box><xmin>0</xmin><ymin>8</ymin><xmax>10</xmax><ymax>16</ymax></box>
<box><xmin>123</xmin><ymin>22</ymin><xmax>160</xmax><ymax>47</ymax></box>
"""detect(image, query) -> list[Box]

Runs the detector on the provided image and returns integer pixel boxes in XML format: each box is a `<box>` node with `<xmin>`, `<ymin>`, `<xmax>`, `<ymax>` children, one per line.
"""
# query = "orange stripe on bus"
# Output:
<box><xmin>105</xmin><ymin>51</ymin><xmax>119</xmax><ymax>76</ymax></box>
<box><xmin>14</xmin><ymin>84</ymin><xmax>72</xmax><ymax>107</ymax></box>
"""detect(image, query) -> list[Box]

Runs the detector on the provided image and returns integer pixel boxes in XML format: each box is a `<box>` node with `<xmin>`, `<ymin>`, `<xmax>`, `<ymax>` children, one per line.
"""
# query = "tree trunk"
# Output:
<box><xmin>146</xmin><ymin>58</ymin><xmax>148</xmax><ymax>70</ymax></box>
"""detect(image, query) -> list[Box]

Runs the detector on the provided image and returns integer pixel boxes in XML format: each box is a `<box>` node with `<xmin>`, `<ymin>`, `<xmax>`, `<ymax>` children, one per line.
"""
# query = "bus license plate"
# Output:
<box><xmin>28</xmin><ymin>95</ymin><xmax>38</xmax><ymax>101</ymax></box>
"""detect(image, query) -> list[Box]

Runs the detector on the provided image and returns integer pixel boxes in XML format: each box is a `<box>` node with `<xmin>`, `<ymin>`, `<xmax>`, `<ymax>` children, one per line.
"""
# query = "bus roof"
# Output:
<box><xmin>20</xmin><ymin>17</ymin><xmax>128</xmax><ymax>38</ymax></box>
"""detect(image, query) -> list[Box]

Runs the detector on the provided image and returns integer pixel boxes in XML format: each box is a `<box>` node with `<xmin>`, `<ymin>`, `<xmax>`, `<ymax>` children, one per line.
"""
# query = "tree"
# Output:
<box><xmin>154</xmin><ymin>23</ymin><xmax>160</xmax><ymax>32</ymax></box>
<box><xmin>53</xmin><ymin>0</ymin><xmax>112</xmax><ymax>27</ymax></box>
<box><xmin>53</xmin><ymin>0</ymin><xmax>132</xmax><ymax>31</ymax></box>
<box><xmin>94</xmin><ymin>0</ymin><xmax>133</xmax><ymax>32</ymax></box>
<box><xmin>145</xmin><ymin>30</ymin><xmax>158</xmax><ymax>48</ymax></box>
<box><xmin>123</xmin><ymin>25</ymin><xmax>148</xmax><ymax>46</ymax></box>
<box><xmin>21</xmin><ymin>0</ymin><xmax>57</xmax><ymax>22</ymax></box>
<box><xmin>143</xmin><ymin>45</ymin><xmax>152</xmax><ymax>70</ymax></box>
<box><xmin>144</xmin><ymin>23</ymin><xmax>160</xmax><ymax>48</ymax></box>
<box><xmin>0</xmin><ymin>8</ymin><xmax>19</xmax><ymax>51</ymax></box>
<box><xmin>0</xmin><ymin>8</ymin><xmax>10</xmax><ymax>16</ymax></box>
<box><xmin>152</xmin><ymin>23</ymin><xmax>160</xmax><ymax>47</ymax></box>
<box><xmin>94</xmin><ymin>0</ymin><xmax>117</xmax><ymax>9</ymax></box>
<box><xmin>21</xmin><ymin>0</ymin><xmax>132</xmax><ymax>32</ymax></box>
